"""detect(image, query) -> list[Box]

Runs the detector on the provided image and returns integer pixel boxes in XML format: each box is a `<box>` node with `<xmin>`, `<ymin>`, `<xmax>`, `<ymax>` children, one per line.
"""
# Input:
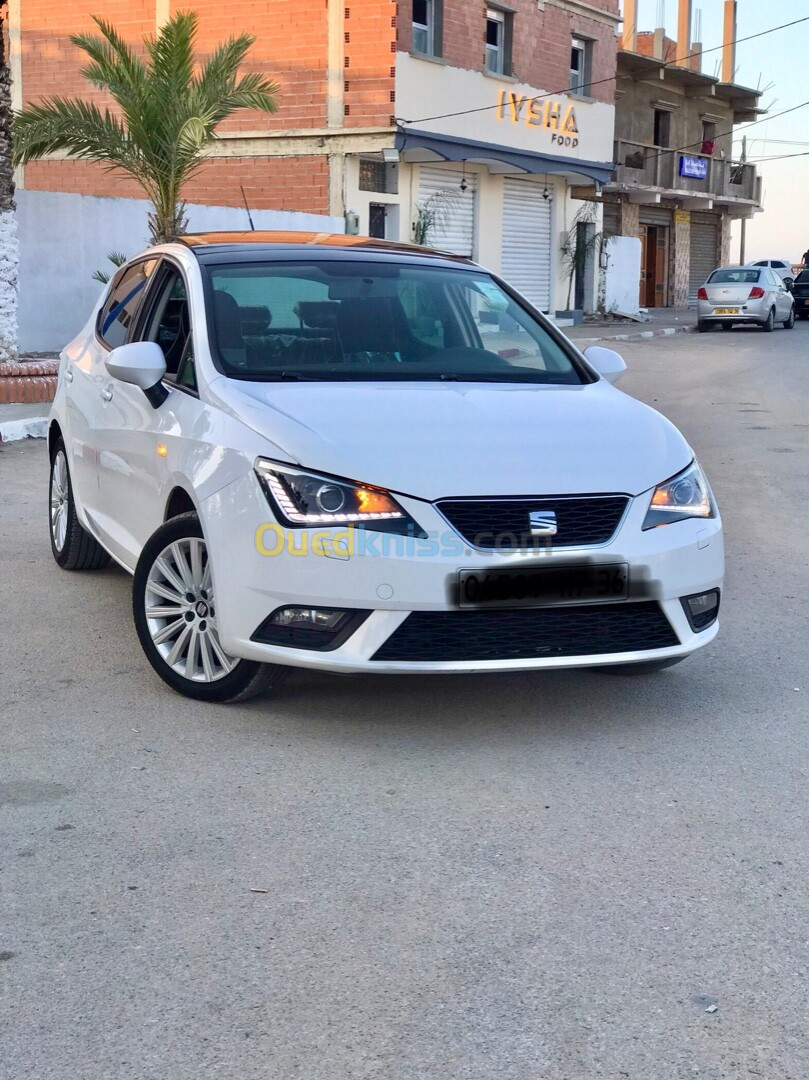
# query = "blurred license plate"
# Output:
<box><xmin>714</xmin><ymin>307</ymin><xmax>739</xmax><ymax>315</ymax></box>
<box><xmin>457</xmin><ymin>564</ymin><xmax>629</xmax><ymax>608</ymax></box>
<box><xmin>802</xmin><ymin>299</ymin><xmax>809</xmax><ymax>306</ymax></box>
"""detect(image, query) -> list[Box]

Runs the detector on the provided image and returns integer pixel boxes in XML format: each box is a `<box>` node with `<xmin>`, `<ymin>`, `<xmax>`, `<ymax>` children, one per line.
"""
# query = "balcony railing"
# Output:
<box><xmin>612</xmin><ymin>140</ymin><xmax>761</xmax><ymax>203</ymax></box>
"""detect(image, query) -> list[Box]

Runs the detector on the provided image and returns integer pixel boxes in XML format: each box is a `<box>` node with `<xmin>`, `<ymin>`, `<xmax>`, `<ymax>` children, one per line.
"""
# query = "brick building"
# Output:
<box><xmin>10</xmin><ymin>0</ymin><xmax>620</xmax><ymax>315</ymax></box>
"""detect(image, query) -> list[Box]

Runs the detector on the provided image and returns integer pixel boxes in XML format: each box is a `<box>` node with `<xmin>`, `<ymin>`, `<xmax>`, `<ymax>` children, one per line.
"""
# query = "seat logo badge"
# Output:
<box><xmin>529</xmin><ymin>511</ymin><xmax>557</xmax><ymax>537</ymax></box>
<box><xmin>195</xmin><ymin>600</ymin><xmax>209</xmax><ymax>617</ymax></box>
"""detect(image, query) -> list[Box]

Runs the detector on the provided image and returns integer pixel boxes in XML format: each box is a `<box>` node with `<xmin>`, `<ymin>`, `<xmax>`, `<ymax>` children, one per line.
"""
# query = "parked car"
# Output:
<box><xmin>789</xmin><ymin>268</ymin><xmax>809</xmax><ymax>319</ymax></box>
<box><xmin>746</xmin><ymin>258</ymin><xmax>796</xmax><ymax>286</ymax></box>
<box><xmin>47</xmin><ymin>232</ymin><xmax>723</xmax><ymax>702</ymax></box>
<box><xmin>697</xmin><ymin>266</ymin><xmax>794</xmax><ymax>332</ymax></box>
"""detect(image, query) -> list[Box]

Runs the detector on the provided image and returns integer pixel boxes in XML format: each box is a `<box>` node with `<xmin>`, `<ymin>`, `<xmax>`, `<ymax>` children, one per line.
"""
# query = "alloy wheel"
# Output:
<box><xmin>50</xmin><ymin>450</ymin><xmax>69</xmax><ymax>552</ymax></box>
<box><xmin>143</xmin><ymin>537</ymin><xmax>236</xmax><ymax>683</ymax></box>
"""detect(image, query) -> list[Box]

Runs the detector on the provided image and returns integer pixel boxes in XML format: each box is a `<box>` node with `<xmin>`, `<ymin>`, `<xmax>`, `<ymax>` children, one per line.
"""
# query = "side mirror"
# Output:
<box><xmin>583</xmin><ymin>345</ymin><xmax>627</xmax><ymax>385</ymax></box>
<box><xmin>105</xmin><ymin>341</ymin><xmax>168</xmax><ymax>407</ymax></box>
<box><xmin>786</xmin><ymin>281</ymin><xmax>794</xmax><ymax>293</ymax></box>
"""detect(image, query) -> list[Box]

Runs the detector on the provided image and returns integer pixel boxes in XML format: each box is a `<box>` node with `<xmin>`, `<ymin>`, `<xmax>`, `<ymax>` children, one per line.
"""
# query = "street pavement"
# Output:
<box><xmin>1</xmin><ymin>322</ymin><xmax>808</xmax><ymax>1079</ymax></box>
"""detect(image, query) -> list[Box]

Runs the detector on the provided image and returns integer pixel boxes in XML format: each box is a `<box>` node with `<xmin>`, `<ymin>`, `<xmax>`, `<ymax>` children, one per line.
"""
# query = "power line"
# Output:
<box><xmin>398</xmin><ymin>14</ymin><xmax>809</xmax><ymax>127</ymax></box>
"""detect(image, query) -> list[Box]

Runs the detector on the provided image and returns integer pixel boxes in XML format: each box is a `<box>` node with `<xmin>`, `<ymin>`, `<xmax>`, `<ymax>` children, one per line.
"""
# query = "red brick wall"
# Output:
<box><xmin>397</xmin><ymin>0</ymin><xmax>618</xmax><ymax>106</ymax></box>
<box><xmin>25</xmin><ymin>156</ymin><xmax>330</xmax><ymax>214</ymax></box>
<box><xmin>345</xmin><ymin>0</ymin><xmax>396</xmax><ymax>126</ymax></box>
<box><xmin>18</xmin><ymin>0</ymin><xmax>393</xmax><ymax>210</ymax></box>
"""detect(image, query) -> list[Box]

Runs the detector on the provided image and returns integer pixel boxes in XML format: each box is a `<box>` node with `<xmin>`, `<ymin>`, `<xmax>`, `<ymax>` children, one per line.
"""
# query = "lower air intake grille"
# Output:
<box><xmin>371</xmin><ymin>603</ymin><xmax>679</xmax><ymax>663</ymax></box>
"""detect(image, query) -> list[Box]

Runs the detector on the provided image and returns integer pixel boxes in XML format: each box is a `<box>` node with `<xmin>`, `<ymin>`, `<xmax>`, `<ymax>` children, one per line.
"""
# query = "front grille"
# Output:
<box><xmin>371</xmin><ymin>603</ymin><xmax>678</xmax><ymax>663</ymax></box>
<box><xmin>436</xmin><ymin>495</ymin><xmax>630</xmax><ymax>550</ymax></box>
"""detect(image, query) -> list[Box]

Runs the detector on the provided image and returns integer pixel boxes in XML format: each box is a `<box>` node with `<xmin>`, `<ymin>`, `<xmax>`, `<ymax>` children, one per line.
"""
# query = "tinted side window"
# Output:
<box><xmin>141</xmin><ymin>266</ymin><xmax>193</xmax><ymax>383</ymax></box>
<box><xmin>98</xmin><ymin>260</ymin><xmax>158</xmax><ymax>348</ymax></box>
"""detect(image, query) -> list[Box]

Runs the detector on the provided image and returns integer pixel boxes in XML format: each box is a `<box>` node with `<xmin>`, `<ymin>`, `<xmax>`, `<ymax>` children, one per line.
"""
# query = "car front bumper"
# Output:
<box><xmin>202</xmin><ymin>474</ymin><xmax>724</xmax><ymax>674</ymax></box>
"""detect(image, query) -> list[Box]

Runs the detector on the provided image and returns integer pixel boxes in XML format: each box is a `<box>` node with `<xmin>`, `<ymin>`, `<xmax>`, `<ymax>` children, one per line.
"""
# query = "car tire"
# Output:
<box><xmin>784</xmin><ymin>307</ymin><xmax>795</xmax><ymax>329</ymax></box>
<box><xmin>132</xmin><ymin>512</ymin><xmax>290</xmax><ymax>702</ymax></box>
<box><xmin>49</xmin><ymin>438</ymin><xmax>111</xmax><ymax>571</ymax></box>
<box><xmin>697</xmin><ymin>321</ymin><xmax>711</xmax><ymax>333</ymax></box>
<box><xmin>761</xmin><ymin>307</ymin><xmax>775</xmax><ymax>332</ymax></box>
<box><xmin>596</xmin><ymin>657</ymin><xmax>687</xmax><ymax>676</ymax></box>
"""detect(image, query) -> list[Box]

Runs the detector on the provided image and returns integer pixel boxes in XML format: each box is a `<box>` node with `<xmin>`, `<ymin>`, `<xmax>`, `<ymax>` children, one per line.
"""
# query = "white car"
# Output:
<box><xmin>746</xmin><ymin>259</ymin><xmax>796</xmax><ymax>285</ymax></box>
<box><xmin>48</xmin><ymin>232</ymin><xmax>723</xmax><ymax>702</ymax></box>
<box><xmin>697</xmin><ymin>266</ymin><xmax>795</xmax><ymax>332</ymax></box>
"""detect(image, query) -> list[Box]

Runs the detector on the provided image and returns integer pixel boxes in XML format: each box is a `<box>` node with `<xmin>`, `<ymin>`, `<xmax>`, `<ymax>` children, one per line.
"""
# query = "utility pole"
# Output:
<box><xmin>739</xmin><ymin>135</ymin><xmax>747</xmax><ymax>264</ymax></box>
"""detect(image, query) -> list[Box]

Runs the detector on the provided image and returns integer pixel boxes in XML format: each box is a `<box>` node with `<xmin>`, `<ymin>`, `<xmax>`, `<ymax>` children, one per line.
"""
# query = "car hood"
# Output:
<box><xmin>208</xmin><ymin>378</ymin><xmax>692</xmax><ymax>499</ymax></box>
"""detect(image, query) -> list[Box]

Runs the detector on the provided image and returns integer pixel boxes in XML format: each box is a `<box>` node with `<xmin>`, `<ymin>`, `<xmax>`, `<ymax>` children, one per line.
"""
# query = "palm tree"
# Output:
<box><xmin>13</xmin><ymin>11</ymin><xmax>279</xmax><ymax>244</ymax></box>
<box><xmin>0</xmin><ymin>0</ymin><xmax>19</xmax><ymax>360</ymax></box>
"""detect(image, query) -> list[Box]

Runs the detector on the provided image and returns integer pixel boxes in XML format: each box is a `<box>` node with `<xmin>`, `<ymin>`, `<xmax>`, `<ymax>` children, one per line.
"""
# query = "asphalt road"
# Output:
<box><xmin>2</xmin><ymin>323</ymin><xmax>808</xmax><ymax>1080</ymax></box>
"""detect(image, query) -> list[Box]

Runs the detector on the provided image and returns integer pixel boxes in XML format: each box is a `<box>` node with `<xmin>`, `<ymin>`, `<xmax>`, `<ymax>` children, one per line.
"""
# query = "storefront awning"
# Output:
<box><xmin>395</xmin><ymin>127</ymin><xmax>615</xmax><ymax>187</ymax></box>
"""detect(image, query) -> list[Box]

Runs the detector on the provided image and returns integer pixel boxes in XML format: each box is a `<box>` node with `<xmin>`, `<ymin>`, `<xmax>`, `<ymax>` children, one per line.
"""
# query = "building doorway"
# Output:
<box><xmin>639</xmin><ymin>224</ymin><xmax>669</xmax><ymax>308</ymax></box>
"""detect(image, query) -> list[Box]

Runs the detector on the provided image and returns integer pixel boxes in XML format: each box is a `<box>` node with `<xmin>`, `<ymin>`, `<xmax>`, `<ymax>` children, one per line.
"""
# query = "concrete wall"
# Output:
<box><xmin>614</xmin><ymin>71</ymin><xmax>734</xmax><ymax>159</ymax></box>
<box><xmin>17</xmin><ymin>190</ymin><xmax>343</xmax><ymax>352</ymax></box>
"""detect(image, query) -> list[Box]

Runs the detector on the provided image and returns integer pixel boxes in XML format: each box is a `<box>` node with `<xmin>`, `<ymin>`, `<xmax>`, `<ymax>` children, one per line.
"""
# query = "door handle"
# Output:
<box><xmin>101</xmin><ymin>387</ymin><xmax>113</xmax><ymax>402</ymax></box>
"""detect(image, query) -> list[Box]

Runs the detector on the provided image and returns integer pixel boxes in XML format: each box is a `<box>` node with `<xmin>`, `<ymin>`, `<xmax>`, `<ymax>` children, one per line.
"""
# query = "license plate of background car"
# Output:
<box><xmin>457</xmin><ymin>564</ymin><xmax>629</xmax><ymax>609</ymax></box>
<box><xmin>714</xmin><ymin>307</ymin><xmax>739</xmax><ymax>315</ymax></box>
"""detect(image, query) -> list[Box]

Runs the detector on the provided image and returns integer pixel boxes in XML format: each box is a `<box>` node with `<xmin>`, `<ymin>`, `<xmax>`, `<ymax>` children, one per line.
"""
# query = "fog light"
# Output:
<box><xmin>271</xmin><ymin>607</ymin><xmax>347</xmax><ymax>630</ymax></box>
<box><xmin>251</xmin><ymin>607</ymin><xmax>370</xmax><ymax>651</ymax></box>
<box><xmin>681</xmin><ymin>590</ymin><xmax>720</xmax><ymax>632</ymax></box>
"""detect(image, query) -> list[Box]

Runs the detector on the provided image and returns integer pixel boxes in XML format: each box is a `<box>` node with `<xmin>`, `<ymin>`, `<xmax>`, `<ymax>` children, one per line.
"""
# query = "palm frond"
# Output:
<box><xmin>13</xmin><ymin>98</ymin><xmax>138</xmax><ymax>169</ymax></box>
<box><xmin>72</xmin><ymin>17</ymin><xmax>148</xmax><ymax>99</ymax></box>
<box><xmin>144</xmin><ymin>11</ymin><xmax>196</xmax><ymax>105</ymax></box>
<box><xmin>195</xmin><ymin>34</ymin><xmax>256</xmax><ymax>99</ymax></box>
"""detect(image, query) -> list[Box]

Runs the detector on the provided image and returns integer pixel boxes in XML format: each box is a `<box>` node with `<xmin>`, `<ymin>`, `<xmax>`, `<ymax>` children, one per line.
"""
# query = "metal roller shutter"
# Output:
<box><xmin>689</xmin><ymin>215</ymin><xmax>719</xmax><ymax>303</ymax></box>
<box><xmin>639</xmin><ymin>206</ymin><xmax>674</xmax><ymax>227</ymax></box>
<box><xmin>501</xmin><ymin>178</ymin><xmax>552</xmax><ymax>312</ymax></box>
<box><xmin>417</xmin><ymin>166</ymin><xmax>476</xmax><ymax>257</ymax></box>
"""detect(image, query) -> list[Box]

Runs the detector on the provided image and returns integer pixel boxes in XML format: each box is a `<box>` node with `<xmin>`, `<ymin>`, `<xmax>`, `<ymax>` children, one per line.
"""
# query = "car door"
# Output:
<box><xmin>97</xmin><ymin>258</ymin><xmax>207</xmax><ymax>566</ymax></box>
<box><xmin>68</xmin><ymin>259</ymin><xmax>158</xmax><ymax>538</ymax></box>
<box><xmin>770</xmin><ymin>270</ymin><xmax>790</xmax><ymax>319</ymax></box>
<box><xmin>91</xmin><ymin>257</ymin><xmax>162</xmax><ymax>565</ymax></box>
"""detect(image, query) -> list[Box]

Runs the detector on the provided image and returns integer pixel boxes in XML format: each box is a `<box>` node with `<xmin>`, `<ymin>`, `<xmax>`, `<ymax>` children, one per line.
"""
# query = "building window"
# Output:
<box><xmin>653</xmin><ymin>108</ymin><xmax>671</xmax><ymax>148</ymax></box>
<box><xmin>413</xmin><ymin>0</ymin><xmax>442</xmax><ymax>57</ymax></box>
<box><xmin>570</xmin><ymin>37</ymin><xmax>592</xmax><ymax>95</ymax></box>
<box><xmin>701</xmin><ymin>120</ymin><xmax>716</xmax><ymax>155</ymax></box>
<box><xmin>359</xmin><ymin>158</ymin><xmax>398</xmax><ymax>194</ymax></box>
<box><xmin>485</xmin><ymin>9</ymin><xmax>512</xmax><ymax>76</ymax></box>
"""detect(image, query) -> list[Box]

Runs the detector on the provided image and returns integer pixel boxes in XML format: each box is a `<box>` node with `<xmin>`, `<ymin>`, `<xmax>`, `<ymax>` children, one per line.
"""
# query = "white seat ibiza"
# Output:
<box><xmin>48</xmin><ymin>232</ymin><xmax>723</xmax><ymax>702</ymax></box>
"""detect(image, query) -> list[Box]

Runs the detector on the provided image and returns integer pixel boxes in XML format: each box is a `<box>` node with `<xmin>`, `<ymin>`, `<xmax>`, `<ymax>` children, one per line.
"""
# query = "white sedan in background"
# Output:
<box><xmin>697</xmin><ymin>266</ymin><xmax>794</xmax><ymax>332</ymax></box>
<box><xmin>48</xmin><ymin>232</ymin><xmax>723</xmax><ymax>702</ymax></box>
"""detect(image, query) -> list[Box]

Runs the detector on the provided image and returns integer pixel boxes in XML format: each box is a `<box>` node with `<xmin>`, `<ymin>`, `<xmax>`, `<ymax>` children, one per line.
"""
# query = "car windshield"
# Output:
<box><xmin>795</xmin><ymin>270</ymin><xmax>809</xmax><ymax>284</ymax></box>
<box><xmin>708</xmin><ymin>268</ymin><xmax>761</xmax><ymax>284</ymax></box>
<box><xmin>204</xmin><ymin>260</ymin><xmax>586</xmax><ymax>384</ymax></box>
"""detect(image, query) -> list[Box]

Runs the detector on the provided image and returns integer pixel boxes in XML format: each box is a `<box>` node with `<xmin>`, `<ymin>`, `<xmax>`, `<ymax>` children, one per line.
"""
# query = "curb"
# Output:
<box><xmin>571</xmin><ymin>325</ymin><xmax>697</xmax><ymax>345</ymax></box>
<box><xmin>0</xmin><ymin>416</ymin><xmax>48</xmax><ymax>443</ymax></box>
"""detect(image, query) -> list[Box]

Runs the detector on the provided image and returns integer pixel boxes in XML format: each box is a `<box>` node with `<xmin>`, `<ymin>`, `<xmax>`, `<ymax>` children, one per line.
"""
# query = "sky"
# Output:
<box><xmin>630</xmin><ymin>1</ymin><xmax>808</xmax><ymax>262</ymax></box>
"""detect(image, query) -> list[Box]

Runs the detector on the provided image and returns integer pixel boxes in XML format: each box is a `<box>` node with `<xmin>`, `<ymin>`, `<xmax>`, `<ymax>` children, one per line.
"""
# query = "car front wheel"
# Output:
<box><xmin>761</xmin><ymin>307</ymin><xmax>775</xmax><ymax>332</ymax></box>
<box><xmin>133</xmin><ymin>512</ymin><xmax>289</xmax><ymax>702</ymax></box>
<box><xmin>784</xmin><ymin>307</ymin><xmax>795</xmax><ymax>329</ymax></box>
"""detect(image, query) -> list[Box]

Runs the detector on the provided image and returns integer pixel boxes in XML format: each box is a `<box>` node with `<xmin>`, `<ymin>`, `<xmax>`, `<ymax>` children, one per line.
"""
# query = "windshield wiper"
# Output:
<box><xmin>244</xmin><ymin>371</ymin><xmax>323</xmax><ymax>382</ymax></box>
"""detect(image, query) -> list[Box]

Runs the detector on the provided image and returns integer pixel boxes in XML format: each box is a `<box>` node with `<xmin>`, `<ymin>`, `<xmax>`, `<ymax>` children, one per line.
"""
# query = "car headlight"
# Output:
<box><xmin>642</xmin><ymin>460</ymin><xmax>715</xmax><ymax>530</ymax></box>
<box><xmin>255</xmin><ymin>459</ymin><xmax>422</xmax><ymax>535</ymax></box>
